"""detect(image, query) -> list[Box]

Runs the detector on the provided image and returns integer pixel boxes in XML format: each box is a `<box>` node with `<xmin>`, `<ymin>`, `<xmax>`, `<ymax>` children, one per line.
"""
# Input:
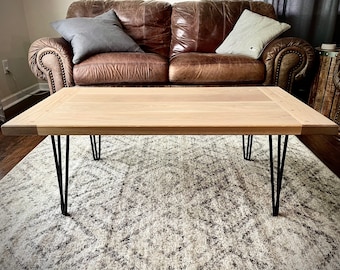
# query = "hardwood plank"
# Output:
<box><xmin>298</xmin><ymin>134</ymin><xmax>340</xmax><ymax>178</ymax></box>
<box><xmin>0</xmin><ymin>90</ymin><xmax>48</xmax><ymax>180</ymax></box>
<box><xmin>0</xmin><ymin>130</ymin><xmax>45</xmax><ymax>179</ymax></box>
<box><xmin>2</xmin><ymin>86</ymin><xmax>338</xmax><ymax>136</ymax></box>
<box><xmin>259</xmin><ymin>86</ymin><xmax>338</xmax><ymax>134</ymax></box>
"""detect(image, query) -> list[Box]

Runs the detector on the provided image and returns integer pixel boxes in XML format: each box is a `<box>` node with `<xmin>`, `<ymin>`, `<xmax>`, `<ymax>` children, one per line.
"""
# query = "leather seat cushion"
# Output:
<box><xmin>73</xmin><ymin>52</ymin><xmax>169</xmax><ymax>85</ymax></box>
<box><xmin>169</xmin><ymin>53</ymin><xmax>265</xmax><ymax>84</ymax></box>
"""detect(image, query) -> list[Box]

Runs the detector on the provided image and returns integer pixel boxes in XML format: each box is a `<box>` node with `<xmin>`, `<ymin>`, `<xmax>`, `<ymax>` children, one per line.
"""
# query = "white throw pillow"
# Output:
<box><xmin>215</xmin><ymin>9</ymin><xmax>291</xmax><ymax>59</ymax></box>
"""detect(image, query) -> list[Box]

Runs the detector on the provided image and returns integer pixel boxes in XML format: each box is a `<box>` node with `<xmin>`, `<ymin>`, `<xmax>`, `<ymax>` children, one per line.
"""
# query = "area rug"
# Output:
<box><xmin>0</xmin><ymin>135</ymin><xmax>339</xmax><ymax>269</ymax></box>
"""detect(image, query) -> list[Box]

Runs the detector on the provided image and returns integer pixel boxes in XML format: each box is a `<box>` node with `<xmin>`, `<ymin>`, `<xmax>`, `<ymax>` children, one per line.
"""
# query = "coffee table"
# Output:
<box><xmin>2</xmin><ymin>86</ymin><xmax>338</xmax><ymax>216</ymax></box>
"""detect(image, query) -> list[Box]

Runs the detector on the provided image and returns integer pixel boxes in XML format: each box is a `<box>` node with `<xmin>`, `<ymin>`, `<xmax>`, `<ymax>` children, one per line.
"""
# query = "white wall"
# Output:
<box><xmin>0</xmin><ymin>0</ymin><xmax>38</xmax><ymax>102</ymax></box>
<box><xmin>23</xmin><ymin>0</ymin><xmax>74</xmax><ymax>42</ymax></box>
<box><xmin>0</xmin><ymin>0</ymin><xmax>73</xmax><ymax>105</ymax></box>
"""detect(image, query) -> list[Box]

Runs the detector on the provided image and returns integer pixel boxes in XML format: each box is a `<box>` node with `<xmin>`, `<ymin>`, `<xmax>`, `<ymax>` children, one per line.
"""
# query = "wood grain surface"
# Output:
<box><xmin>2</xmin><ymin>86</ymin><xmax>338</xmax><ymax>136</ymax></box>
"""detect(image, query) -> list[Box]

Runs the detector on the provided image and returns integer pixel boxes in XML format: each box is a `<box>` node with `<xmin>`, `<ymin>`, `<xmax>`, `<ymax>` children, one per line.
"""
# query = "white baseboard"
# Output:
<box><xmin>1</xmin><ymin>83</ymin><xmax>49</xmax><ymax>110</ymax></box>
<box><xmin>38</xmin><ymin>82</ymin><xmax>49</xmax><ymax>92</ymax></box>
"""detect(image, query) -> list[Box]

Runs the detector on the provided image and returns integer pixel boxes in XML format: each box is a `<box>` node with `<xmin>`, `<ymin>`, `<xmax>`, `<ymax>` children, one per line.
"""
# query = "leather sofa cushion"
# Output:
<box><xmin>169</xmin><ymin>53</ymin><xmax>265</xmax><ymax>84</ymax></box>
<box><xmin>170</xmin><ymin>1</ymin><xmax>276</xmax><ymax>57</ymax></box>
<box><xmin>73</xmin><ymin>53</ymin><xmax>169</xmax><ymax>85</ymax></box>
<box><xmin>67</xmin><ymin>0</ymin><xmax>172</xmax><ymax>58</ymax></box>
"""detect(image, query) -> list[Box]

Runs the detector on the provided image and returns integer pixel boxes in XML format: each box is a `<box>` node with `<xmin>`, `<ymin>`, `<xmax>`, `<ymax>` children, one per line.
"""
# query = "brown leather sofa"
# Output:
<box><xmin>28</xmin><ymin>0</ymin><xmax>314</xmax><ymax>94</ymax></box>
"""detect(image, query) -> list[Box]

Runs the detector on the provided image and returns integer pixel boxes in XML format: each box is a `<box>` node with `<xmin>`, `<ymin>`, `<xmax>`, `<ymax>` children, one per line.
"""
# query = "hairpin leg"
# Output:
<box><xmin>242</xmin><ymin>135</ymin><xmax>253</xmax><ymax>160</ymax></box>
<box><xmin>51</xmin><ymin>135</ymin><xmax>70</xmax><ymax>216</ymax></box>
<box><xmin>90</xmin><ymin>135</ymin><xmax>101</xmax><ymax>160</ymax></box>
<box><xmin>269</xmin><ymin>135</ymin><xmax>289</xmax><ymax>216</ymax></box>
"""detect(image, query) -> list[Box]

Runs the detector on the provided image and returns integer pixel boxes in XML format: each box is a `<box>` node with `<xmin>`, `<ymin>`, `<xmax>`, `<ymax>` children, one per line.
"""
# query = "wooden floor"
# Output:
<box><xmin>0</xmin><ymin>92</ymin><xmax>48</xmax><ymax>180</ymax></box>
<box><xmin>0</xmin><ymin>131</ymin><xmax>45</xmax><ymax>180</ymax></box>
<box><xmin>297</xmin><ymin>134</ymin><xmax>340</xmax><ymax>177</ymax></box>
<box><xmin>0</xmin><ymin>93</ymin><xmax>339</xmax><ymax>179</ymax></box>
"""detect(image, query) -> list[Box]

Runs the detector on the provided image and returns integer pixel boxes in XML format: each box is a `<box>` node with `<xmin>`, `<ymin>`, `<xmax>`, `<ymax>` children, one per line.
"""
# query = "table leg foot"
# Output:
<box><xmin>51</xmin><ymin>135</ymin><xmax>70</xmax><ymax>216</ymax></box>
<box><xmin>90</xmin><ymin>135</ymin><xmax>101</xmax><ymax>160</ymax></box>
<box><xmin>242</xmin><ymin>135</ymin><xmax>253</xmax><ymax>160</ymax></box>
<box><xmin>269</xmin><ymin>135</ymin><xmax>289</xmax><ymax>216</ymax></box>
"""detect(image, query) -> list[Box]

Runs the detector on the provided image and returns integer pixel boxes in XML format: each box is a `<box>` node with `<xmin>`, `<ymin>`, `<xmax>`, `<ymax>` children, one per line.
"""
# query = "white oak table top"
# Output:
<box><xmin>1</xmin><ymin>86</ymin><xmax>338</xmax><ymax>136</ymax></box>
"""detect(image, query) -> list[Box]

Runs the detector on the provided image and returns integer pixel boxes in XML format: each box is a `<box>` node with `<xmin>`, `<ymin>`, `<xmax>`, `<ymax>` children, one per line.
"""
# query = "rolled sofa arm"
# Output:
<box><xmin>333</xmin><ymin>53</ymin><xmax>340</xmax><ymax>125</ymax></box>
<box><xmin>28</xmin><ymin>37</ymin><xmax>74</xmax><ymax>94</ymax></box>
<box><xmin>334</xmin><ymin>52</ymin><xmax>340</xmax><ymax>90</ymax></box>
<box><xmin>261</xmin><ymin>37</ymin><xmax>315</xmax><ymax>93</ymax></box>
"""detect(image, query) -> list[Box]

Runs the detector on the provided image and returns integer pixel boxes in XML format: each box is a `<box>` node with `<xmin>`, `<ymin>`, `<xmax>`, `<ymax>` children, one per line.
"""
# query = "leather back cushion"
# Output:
<box><xmin>170</xmin><ymin>1</ymin><xmax>276</xmax><ymax>57</ymax></box>
<box><xmin>67</xmin><ymin>0</ymin><xmax>172</xmax><ymax>58</ymax></box>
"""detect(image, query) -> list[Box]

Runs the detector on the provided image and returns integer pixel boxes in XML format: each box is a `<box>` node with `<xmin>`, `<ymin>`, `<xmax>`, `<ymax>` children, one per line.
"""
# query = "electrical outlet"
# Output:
<box><xmin>2</xmin><ymin>59</ymin><xmax>9</xmax><ymax>74</ymax></box>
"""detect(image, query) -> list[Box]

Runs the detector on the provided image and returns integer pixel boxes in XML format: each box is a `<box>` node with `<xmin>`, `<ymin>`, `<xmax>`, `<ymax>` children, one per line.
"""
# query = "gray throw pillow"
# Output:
<box><xmin>51</xmin><ymin>10</ymin><xmax>144</xmax><ymax>64</ymax></box>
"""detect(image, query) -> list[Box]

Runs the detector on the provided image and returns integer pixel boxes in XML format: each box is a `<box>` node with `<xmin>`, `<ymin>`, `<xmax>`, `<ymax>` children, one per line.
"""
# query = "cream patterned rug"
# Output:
<box><xmin>0</xmin><ymin>135</ymin><xmax>339</xmax><ymax>269</ymax></box>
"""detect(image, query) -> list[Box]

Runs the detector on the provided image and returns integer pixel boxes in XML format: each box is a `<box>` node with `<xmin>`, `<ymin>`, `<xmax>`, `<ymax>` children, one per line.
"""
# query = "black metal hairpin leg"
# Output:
<box><xmin>269</xmin><ymin>135</ymin><xmax>289</xmax><ymax>216</ymax></box>
<box><xmin>242</xmin><ymin>135</ymin><xmax>253</xmax><ymax>160</ymax></box>
<box><xmin>90</xmin><ymin>135</ymin><xmax>101</xmax><ymax>160</ymax></box>
<box><xmin>51</xmin><ymin>135</ymin><xmax>70</xmax><ymax>216</ymax></box>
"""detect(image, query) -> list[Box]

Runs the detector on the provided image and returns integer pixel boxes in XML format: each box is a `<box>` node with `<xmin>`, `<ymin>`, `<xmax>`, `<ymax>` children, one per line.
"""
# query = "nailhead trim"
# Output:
<box><xmin>334</xmin><ymin>107</ymin><xmax>340</xmax><ymax>125</ymax></box>
<box><xmin>274</xmin><ymin>50</ymin><xmax>303</xmax><ymax>92</ymax></box>
<box><xmin>38</xmin><ymin>51</ymin><xmax>68</xmax><ymax>93</ymax></box>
